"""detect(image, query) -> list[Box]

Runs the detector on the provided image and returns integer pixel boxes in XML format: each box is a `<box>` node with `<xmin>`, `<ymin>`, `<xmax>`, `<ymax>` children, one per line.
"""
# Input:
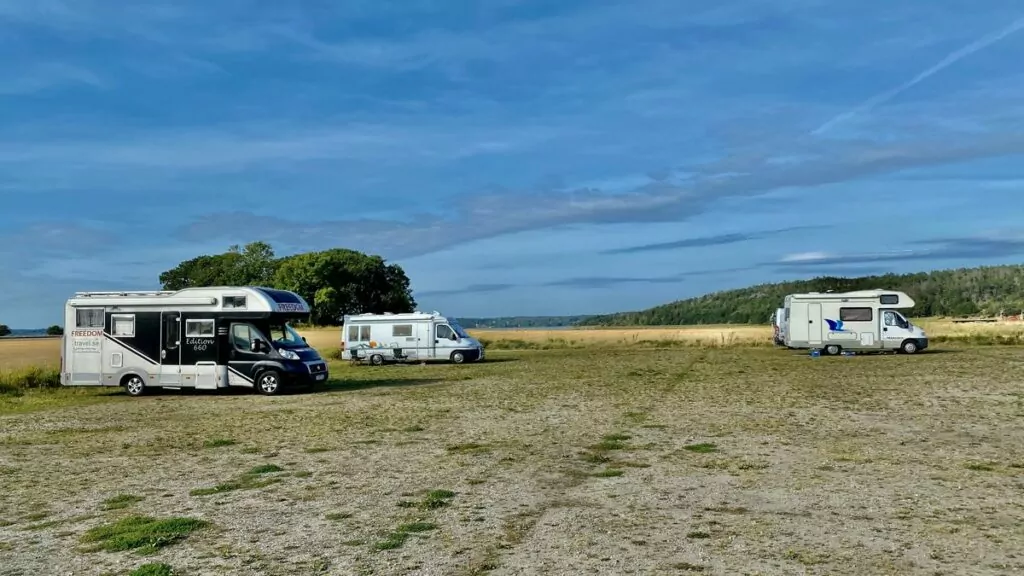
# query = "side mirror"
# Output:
<box><xmin>302</xmin><ymin>336</ymin><xmax>307</xmax><ymax>344</ymax></box>
<box><xmin>450</xmin><ymin>334</ymin><xmax>459</xmax><ymax>341</ymax></box>
<box><xmin>250</xmin><ymin>340</ymin><xmax>261</xmax><ymax>353</ymax></box>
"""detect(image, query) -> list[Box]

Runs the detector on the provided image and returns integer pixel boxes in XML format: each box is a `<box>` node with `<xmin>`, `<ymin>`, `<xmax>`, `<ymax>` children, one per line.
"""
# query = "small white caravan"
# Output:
<box><xmin>783</xmin><ymin>289</ymin><xmax>928</xmax><ymax>354</ymax></box>
<box><xmin>341</xmin><ymin>311</ymin><xmax>485</xmax><ymax>365</ymax></box>
<box><xmin>61</xmin><ymin>286</ymin><xmax>328</xmax><ymax>396</ymax></box>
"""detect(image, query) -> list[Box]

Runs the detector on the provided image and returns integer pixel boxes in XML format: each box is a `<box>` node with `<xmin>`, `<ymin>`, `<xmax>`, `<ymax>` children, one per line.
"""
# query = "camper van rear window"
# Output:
<box><xmin>76</xmin><ymin>308</ymin><xmax>104</xmax><ymax>328</ymax></box>
<box><xmin>879</xmin><ymin>294</ymin><xmax>899</xmax><ymax>305</ymax></box>
<box><xmin>393</xmin><ymin>324</ymin><xmax>413</xmax><ymax>337</ymax></box>
<box><xmin>347</xmin><ymin>325</ymin><xmax>371</xmax><ymax>342</ymax></box>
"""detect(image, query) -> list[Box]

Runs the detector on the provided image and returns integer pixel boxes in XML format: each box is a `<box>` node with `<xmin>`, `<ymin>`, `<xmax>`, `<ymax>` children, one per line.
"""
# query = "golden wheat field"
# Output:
<box><xmin>2</xmin><ymin>318</ymin><xmax>1023</xmax><ymax>371</ymax></box>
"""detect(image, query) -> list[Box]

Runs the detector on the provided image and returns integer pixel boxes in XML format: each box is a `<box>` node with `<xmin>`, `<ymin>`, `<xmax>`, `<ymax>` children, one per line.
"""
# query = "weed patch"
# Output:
<box><xmin>373</xmin><ymin>522</ymin><xmax>437</xmax><ymax>551</ymax></box>
<box><xmin>128</xmin><ymin>563</ymin><xmax>175</xmax><ymax>576</ymax></box>
<box><xmin>683</xmin><ymin>443</ymin><xmax>718</xmax><ymax>454</ymax></box>
<box><xmin>190</xmin><ymin>465</ymin><xmax>285</xmax><ymax>496</ymax></box>
<box><xmin>202</xmin><ymin>438</ymin><xmax>236</xmax><ymax>449</ymax></box>
<box><xmin>80</xmin><ymin>516</ymin><xmax>209</xmax><ymax>554</ymax></box>
<box><xmin>102</xmin><ymin>494</ymin><xmax>144</xmax><ymax>511</ymax></box>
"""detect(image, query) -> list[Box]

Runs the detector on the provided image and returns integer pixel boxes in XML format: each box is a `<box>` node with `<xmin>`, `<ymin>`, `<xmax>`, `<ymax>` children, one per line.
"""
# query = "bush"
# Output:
<box><xmin>0</xmin><ymin>366</ymin><xmax>61</xmax><ymax>395</ymax></box>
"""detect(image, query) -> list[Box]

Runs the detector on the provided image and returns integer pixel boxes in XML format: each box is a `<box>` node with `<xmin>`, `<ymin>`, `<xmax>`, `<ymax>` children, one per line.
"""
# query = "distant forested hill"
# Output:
<box><xmin>455</xmin><ymin>316</ymin><xmax>589</xmax><ymax>328</ymax></box>
<box><xmin>577</xmin><ymin>264</ymin><xmax>1024</xmax><ymax>326</ymax></box>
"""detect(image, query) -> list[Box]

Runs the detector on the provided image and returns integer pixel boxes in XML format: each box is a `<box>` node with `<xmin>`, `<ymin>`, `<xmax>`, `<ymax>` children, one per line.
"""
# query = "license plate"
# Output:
<box><xmin>315</xmin><ymin>374</ymin><xmax>326</xmax><ymax>381</ymax></box>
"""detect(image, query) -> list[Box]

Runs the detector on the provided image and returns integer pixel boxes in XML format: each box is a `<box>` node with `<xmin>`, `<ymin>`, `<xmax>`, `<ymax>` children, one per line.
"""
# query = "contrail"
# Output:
<box><xmin>812</xmin><ymin>15</ymin><xmax>1024</xmax><ymax>135</ymax></box>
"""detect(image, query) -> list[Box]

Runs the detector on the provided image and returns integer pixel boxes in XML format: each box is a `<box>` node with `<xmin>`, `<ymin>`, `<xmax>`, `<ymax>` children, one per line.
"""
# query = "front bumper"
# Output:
<box><xmin>917</xmin><ymin>337</ymin><xmax>929</xmax><ymax>351</ymax></box>
<box><xmin>283</xmin><ymin>361</ymin><xmax>329</xmax><ymax>387</ymax></box>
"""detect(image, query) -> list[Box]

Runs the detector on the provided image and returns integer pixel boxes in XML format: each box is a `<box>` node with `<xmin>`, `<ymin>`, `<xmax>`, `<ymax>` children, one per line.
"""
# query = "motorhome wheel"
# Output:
<box><xmin>122</xmin><ymin>374</ymin><xmax>146</xmax><ymax>397</ymax></box>
<box><xmin>450</xmin><ymin>351</ymin><xmax>465</xmax><ymax>364</ymax></box>
<box><xmin>900</xmin><ymin>340</ymin><xmax>918</xmax><ymax>354</ymax></box>
<box><xmin>256</xmin><ymin>370</ymin><xmax>281</xmax><ymax>395</ymax></box>
<box><xmin>370</xmin><ymin>354</ymin><xmax>384</xmax><ymax>366</ymax></box>
<box><xmin>824</xmin><ymin>344</ymin><xmax>841</xmax><ymax>356</ymax></box>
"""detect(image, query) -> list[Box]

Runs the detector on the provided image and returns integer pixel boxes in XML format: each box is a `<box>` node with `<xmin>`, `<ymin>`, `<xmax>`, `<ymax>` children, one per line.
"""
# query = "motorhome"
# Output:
<box><xmin>783</xmin><ymin>289</ymin><xmax>927</xmax><ymax>354</ymax></box>
<box><xmin>62</xmin><ymin>286</ymin><xmax>328</xmax><ymax>396</ymax></box>
<box><xmin>341</xmin><ymin>311</ymin><xmax>485</xmax><ymax>365</ymax></box>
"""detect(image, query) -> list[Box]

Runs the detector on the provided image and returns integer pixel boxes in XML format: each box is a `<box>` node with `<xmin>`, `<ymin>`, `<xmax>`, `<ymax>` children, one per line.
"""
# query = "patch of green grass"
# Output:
<box><xmin>248</xmin><ymin>464</ymin><xmax>284</xmax><ymax>475</ymax></box>
<box><xmin>682</xmin><ymin>443</ymin><xmax>718</xmax><ymax>453</ymax></box>
<box><xmin>592</xmin><ymin>468</ymin><xmax>624</xmax><ymax>478</ymax></box>
<box><xmin>446</xmin><ymin>442</ymin><xmax>490</xmax><ymax>453</ymax></box>
<box><xmin>102</xmin><ymin>494</ymin><xmax>144</xmax><ymax>511</ymax></box>
<box><xmin>304</xmin><ymin>446</ymin><xmax>331</xmax><ymax>453</ymax></box>
<box><xmin>963</xmin><ymin>461</ymin><xmax>997</xmax><ymax>472</ymax></box>
<box><xmin>202</xmin><ymin>438</ymin><xmax>236</xmax><ymax>449</ymax></box>
<box><xmin>80</xmin><ymin>515</ymin><xmax>209</xmax><ymax>554</ymax></box>
<box><xmin>421</xmin><ymin>489</ymin><xmax>456</xmax><ymax>509</ymax></box>
<box><xmin>325</xmin><ymin>512</ymin><xmax>353</xmax><ymax>521</ymax></box>
<box><xmin>0</xmin><ymin>465</ymin><xmax>16</xmax><ymax>475</ymax></box>
<box><xmin>373</xmin><ymin>522</ymin><xmax>437</xmax><ymax>551</ymax></box>
<box><xmin>686</xmin><ymin>531</ymin><xmax>711</xmax><ymax>539</ymax></box>
<box><xmin>671</xmin><ymin>562</ymin><xmax>706</xmax><ymax>572</ymax></box>
<box><xmin>128</xmin><ymin>563</ymin><xmax>175</xmax><ymax>576</ymax></box>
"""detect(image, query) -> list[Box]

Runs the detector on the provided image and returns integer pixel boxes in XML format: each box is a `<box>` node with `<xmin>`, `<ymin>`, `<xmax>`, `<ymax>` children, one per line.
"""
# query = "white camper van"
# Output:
<box><xmin>341</xmin><ymin>311</ymin><xmax>485</xmax><ymax>365</ymax></box>
<box><xmin>783</xmin><ymin>289</ymin><xmax>928</xmax><ymax>355</ymax></box>
<box><xmin>61</xmin><ymin>287</ymin><xmax>328</xmax><ymax>396</ymax></box>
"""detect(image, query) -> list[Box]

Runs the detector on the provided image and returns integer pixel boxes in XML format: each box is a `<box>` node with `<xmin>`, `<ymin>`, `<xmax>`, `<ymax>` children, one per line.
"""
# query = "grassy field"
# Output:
<box><xmin>3</xmin><ymin>317</ymin><xmax>1023</xmax><ymax>371</ymax></box>
<box><xmin>2</xmin><ymin>334</ymin><xmax>1024</xmax><ymax>574</ymax></box>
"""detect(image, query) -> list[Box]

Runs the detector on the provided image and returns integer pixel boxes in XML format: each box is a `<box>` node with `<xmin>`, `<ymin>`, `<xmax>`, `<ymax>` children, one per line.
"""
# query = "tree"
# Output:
<box><xmin>0</xmin><ymin>324</ymin><xmax>10</xmax><ymax>337</ymax></box>
<box><xmin>159</xmin><ymin>241</ymin><xmax>278</xmax><ymax>290</ymax></box>
<box><xmin>158</xmin><ymin>243</ymin><xmax>416</xmax><ymax>326</ymax></box>
<box><xmin>46</xmin><ymin>325</ymin><xmax>63</xmax><ymax>336</ymax></box>
<box><xmin>273</xmin><ymin>248</ymin><xmax>416</xmax><ymax>325</ymax></box>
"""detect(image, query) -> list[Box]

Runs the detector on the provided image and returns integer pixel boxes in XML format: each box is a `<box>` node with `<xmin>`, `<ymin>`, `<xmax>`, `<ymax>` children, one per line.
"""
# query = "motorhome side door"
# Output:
<box><xmin>807</xmin><ymin>303</ymin><xmax>823</xmax><ymax>346</ymax></box>
<box><xmin>159</xmin><ymin>312</ymin><xmax>182</xmax><ymax>385</ymax></box>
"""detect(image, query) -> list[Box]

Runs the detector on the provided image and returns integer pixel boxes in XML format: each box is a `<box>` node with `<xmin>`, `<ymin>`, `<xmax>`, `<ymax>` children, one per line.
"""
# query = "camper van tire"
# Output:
<box><xmin>823</xmin><ymin>344</ymin><xmax>841</xmax><ymax>356</ymax></box>
<box><xmin>256</xmin><ymin>370</ymin><xmax>282</xmax><ymax>395</ymax></box>
<box><xmin>122</xmin><ymin>374</ymin><xmax>146</xmax><ymax>397</ymax></box>
<box><xmin>450</xmin><ymin>351</ymin><xmax>466</xmax><ymax>364</ymax></box>
<box><xmin>370</xmin><ymin>354</ymin><xmax>384</xmax><ymax>366</ymax></box>
<box><xmin>900</xmin><ymin>340</ymin><xmax>919</xmax><ymax>355</ymax></box>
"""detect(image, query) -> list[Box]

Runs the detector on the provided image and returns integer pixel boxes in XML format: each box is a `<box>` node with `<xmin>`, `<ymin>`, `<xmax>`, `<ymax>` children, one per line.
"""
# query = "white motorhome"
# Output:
<box><xmin>341</xmin><ymin>311</ymin><xmax>485</xmax><ymax>365</ymax></box>
<box><xmin>61</xmin><ymin>287</ymin><xmax>328</xmax><ymax>396</ymax></box>
<box><xmin>783</xmin><ymin>289</ymin><xmax>928</xmax><ymax>355</ymax></box>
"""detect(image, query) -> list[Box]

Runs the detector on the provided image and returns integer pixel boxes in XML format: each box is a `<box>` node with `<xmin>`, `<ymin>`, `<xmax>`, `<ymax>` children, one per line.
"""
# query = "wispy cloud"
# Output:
<box><xmin>603</xmin><ymin>225</ymin><xmax>823</xmax><ymax>255</ymax></box>
<box><xmin>414</xmin><ymin>283</ymin><xmax>515</xmax><ymax>297</ymax></box>
<box><xmin>174</xmin><ymin>133</ymin><xmax>1024</xmax><ymax>259</ymax></box>
<box><xmin>0</xmin><ymin>63</ymin><xmax>104</xmax><ymax>95</ymax></box>
<box><xmin>773</xmin><ymin>234</ymin><xmax>1024</xmax><ymax>269</ymax></box>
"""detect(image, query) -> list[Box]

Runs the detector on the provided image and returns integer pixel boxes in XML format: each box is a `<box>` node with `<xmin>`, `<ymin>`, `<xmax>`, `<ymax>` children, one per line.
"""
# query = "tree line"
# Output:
<box><xmin>577</xmin><ymin>264</ymin><xmax>1024</xmax><ymax>326</ymax></box>
<box><xmin>158</xmin><ymin>242</ymin><xmax>416</xmax><ymax>325</ymax></box>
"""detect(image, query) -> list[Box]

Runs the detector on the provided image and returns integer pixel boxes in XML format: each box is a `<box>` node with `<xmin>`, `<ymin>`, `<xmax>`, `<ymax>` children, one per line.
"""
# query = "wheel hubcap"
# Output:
<box><xmin>127</xmin><ymin>378</ymin><xmax>143</xmax><ymax>394</ymax></box>
<box><xmin>260</xmin><ymin>375</ymin><xmax>278</xmax><ymax>392</ymax></box>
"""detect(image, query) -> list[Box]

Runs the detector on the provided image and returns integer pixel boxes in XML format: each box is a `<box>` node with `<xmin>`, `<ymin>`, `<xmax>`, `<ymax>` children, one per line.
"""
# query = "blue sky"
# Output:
<box><xmin>4</xmin><ymin>1</ymin><xmax>1024</xmax><ymax>327</ymax></box>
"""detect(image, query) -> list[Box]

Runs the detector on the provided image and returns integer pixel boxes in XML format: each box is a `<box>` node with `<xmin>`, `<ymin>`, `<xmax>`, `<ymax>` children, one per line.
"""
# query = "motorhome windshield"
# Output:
<box><xmin>449</xmin><ymin>321</ymin><xmax>469</xmax><ymax>338</ymax></box>
<box><xmin>268</xmin><ymin>321</ymin><xmax>306</xmax><ymax>346</ymax></box>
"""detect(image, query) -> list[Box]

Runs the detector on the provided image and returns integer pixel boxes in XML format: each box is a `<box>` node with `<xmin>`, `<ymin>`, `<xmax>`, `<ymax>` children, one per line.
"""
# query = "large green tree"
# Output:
<box><xmin>158</xmin><ymin>242</ymin><xmax>415</xmax><ymax>325</ymax></box>
<box><xmin>0</xmin><ymin>324</ymin><xmax>10</xmax><ymax>337</ymax></box>
<box><xmin>273</xmin><ymin>249</ymin><xmax>416</xmax><ymax>325</ymax></box>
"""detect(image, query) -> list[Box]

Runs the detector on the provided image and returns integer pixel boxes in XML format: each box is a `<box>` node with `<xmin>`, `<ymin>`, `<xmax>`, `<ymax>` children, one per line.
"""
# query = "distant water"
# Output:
<box><xmin>2</xmin><ymin>329</ymin><xmax>49</xmax><ymax>338</ymax></box>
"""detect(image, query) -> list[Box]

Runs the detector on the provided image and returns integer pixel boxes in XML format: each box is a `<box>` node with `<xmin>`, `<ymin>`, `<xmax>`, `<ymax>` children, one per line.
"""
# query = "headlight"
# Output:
<box><xmin>277</xmin><ymin>349</ymin><xmax>300</xmax><ymax>360</ymax></box>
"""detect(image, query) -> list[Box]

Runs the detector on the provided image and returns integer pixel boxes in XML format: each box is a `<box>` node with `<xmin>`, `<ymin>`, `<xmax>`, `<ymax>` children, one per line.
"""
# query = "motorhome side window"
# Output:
<box><xmin>839</xmin><ymin>307</ymin><xmax>872</xmax><ymax>322</ymax></box>
<box><xmin>879</xmin><ymin>294</ymin><xmax>899</xmax><ymax>305</ymax></box>
<box><xmin>393</xmin><ymin>324</ymin><xmax>413</xmax><ymax>337</ymax></box>
<box><xmin>347</xmin><ymin>325</ymin><xmax>371</xmax><ymax>342</ymax></box>
<box><xmin>223</xmin><ymin>295</ymin><xmax>247</xmax><ymax>309</ymax></box>
<box><xmin>436</xmin><ymin>325</ymin><xmax>454</xmax><ymax>339</ymax></box>
<box><xmin>232</xmin><ymin>324</ymin><xmax>253</xmax><ymax>349</ymax></box>
<box><xmin>185</xmin><ymin>319</ymin><xmax>215</xmax><ymax>337</ymax></box>
<box><xmin>76</xmin><ymin>308</ymin><xmax>103</xmax><ymax>328</ymax></box>
<box><xmin>111</xmin><ymin>314</ymin><xmax>135</xmax><ymax>337</ymax></box>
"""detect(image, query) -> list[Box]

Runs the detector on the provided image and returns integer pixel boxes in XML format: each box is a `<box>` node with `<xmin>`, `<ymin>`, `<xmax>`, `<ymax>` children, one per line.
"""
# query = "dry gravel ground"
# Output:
<box><xmin>2</xmin><ymin>346</ymin><xmax>1024</xmax><ymax>576</ymax></box>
